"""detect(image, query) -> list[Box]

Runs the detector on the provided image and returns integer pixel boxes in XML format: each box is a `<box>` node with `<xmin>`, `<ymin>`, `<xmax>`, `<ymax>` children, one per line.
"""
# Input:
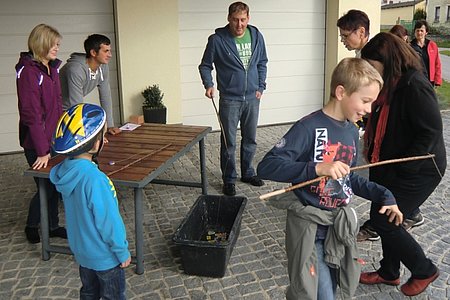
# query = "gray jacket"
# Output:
<box><xmin>60</xmin><ymin>53</ymin><xmax>114</xmax><ymax>127</ymax></box>
<box><xmin>268</xmin><ymin>192</ymin><xmax>361</xmax><ymax>299</ymax></box>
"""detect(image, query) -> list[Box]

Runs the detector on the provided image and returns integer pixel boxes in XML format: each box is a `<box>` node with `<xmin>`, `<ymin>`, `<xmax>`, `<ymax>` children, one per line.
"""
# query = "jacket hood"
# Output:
<box><xmin>50</xmin><ymin>158</ymin><xmax>94</xmax><ymax>196</ymax></box>
<box><xmin>16</xmin><ymin>52</ymin><xmax>62</xmax><ymax>72</ymax></box>
<box><xmin>66</xmin><ymin>52</ymin><xmax>87</xmax><ymax>65</ymax></box>
<box><xmin>15</xmin><ymin>52</ymin><xmax>34</xmax><ymax>71</ymax></box>
<box><xmin>215</xmin><ymin>24</ymin><xmax>260</xmax><ymax>39</ymax></box>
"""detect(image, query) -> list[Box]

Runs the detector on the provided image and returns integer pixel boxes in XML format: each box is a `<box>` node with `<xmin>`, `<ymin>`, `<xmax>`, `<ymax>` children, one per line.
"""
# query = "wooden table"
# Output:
<box><xmin>25</xmin><ymin>123</ymin><xmax>211</xmax><ymax>274</ymax></box>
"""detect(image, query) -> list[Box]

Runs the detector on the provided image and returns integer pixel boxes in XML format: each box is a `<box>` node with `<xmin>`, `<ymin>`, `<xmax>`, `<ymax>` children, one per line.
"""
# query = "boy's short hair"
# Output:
<box><xmin>228</xmin><ymin>1</ymin><xmax>249</xmax><ymax>17</ymax></box>
<box><xmin>28</xmin><ymin>24</ymin><xmax>62</xmax><ymax>63</ymax></box>
<box><xmin>330</xmin><ymin>57</ymin><xmax>383</xmax><ymax>98</ymax></box>
<box><xmin>84</xmin><ymin>34</ymin><xmax>110</xmax><ymax>58</ymax></box>
<box><xmin>337</xmin><ymin>10</ymin><xmax>370</xmax><ymax>37</ymax></box>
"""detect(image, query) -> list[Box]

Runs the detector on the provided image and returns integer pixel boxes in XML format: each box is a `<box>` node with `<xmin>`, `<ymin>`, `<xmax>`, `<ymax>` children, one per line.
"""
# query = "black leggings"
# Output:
<box><xmin>369</xmin><ymin>171</ymin><xmax>442</xmax><ymax>280</ymax></box>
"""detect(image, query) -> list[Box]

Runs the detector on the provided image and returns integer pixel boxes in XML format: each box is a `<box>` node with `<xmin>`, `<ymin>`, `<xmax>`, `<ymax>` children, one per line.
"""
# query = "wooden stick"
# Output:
<box><xmin>259</xmin><ymin>154</ymin><xmax>435</xmax><ymax>201</ymax></box>
<box><xmin>106</xmin><ymin>143</ymin><xmax>172</xmax><ymax>176</ymax></box>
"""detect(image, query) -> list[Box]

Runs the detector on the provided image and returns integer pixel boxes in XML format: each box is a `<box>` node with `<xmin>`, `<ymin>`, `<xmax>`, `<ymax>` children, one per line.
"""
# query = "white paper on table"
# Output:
<box><xmin>120</xmin><ymin>123</ymin><xmax>141</xmax><ymax>131</ymax></box>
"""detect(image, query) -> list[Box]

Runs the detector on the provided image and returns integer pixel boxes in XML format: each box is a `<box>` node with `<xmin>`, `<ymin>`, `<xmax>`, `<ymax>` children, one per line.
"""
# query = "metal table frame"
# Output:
<box><xmin>26</xmin><ymin>126</ymin><xmax>211</xmax><ymax>274</ymax></box>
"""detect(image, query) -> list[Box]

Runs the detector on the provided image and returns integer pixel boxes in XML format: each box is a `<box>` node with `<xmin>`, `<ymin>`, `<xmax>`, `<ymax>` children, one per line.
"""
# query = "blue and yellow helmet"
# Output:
<box><xmin>52</xmin><ymin>103</ymin><xmax>106</xmax><ymax>156</ymax></box>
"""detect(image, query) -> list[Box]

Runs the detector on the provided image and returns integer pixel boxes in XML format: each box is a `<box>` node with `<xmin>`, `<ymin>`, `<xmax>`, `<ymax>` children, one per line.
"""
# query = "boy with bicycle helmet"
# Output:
<box><xmin>50</xmin><ymin>103</ymin><xmax>130</xmax><ymax>299</ymax></box>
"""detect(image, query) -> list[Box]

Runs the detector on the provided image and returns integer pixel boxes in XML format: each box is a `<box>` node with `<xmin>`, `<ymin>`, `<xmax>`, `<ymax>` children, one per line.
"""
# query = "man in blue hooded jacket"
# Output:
<box><xmin>199</xmin><ymin>1</ymin><xmax>268</xmax><ymax>196</ymax></box>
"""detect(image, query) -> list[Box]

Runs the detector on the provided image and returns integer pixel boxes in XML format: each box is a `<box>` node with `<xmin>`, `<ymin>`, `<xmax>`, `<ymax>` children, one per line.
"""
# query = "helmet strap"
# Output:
<box><xmin>91</xmin><ymin>136</ymin><xmax>105</xmax><ymax>166</ymax></box>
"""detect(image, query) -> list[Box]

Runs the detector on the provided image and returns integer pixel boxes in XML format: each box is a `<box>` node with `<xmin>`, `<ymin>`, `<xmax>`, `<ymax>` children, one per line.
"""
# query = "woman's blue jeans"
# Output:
<box><xmin>316</xmin><ymin>239</ymin><xmax>337</xmax><ymax>300</ymax></box>
<box><xmin>219</xmin><ymin>97</ymin><xmax>260</xmax><ymax>184</ymax></box>
<box><xmin>79</xmin><ymin>265</ymin><xmax>126</xmax><ymax>300</ymax></box>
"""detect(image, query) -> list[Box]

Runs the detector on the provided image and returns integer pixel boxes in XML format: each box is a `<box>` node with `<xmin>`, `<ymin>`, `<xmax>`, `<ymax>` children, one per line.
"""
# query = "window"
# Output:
<box><xmin>447</xmin><ymin>6</ymin><xmax>450</xmax><ymax>22</ymax></box>
<box><xmin>435</xmin><ymin>6</ymin><xmax>440</xmax><ymax>23</ymax></box>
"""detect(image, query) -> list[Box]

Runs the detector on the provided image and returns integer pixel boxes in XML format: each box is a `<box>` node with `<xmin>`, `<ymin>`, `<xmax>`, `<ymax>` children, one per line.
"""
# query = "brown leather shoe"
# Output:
<box><xmin>400</xmin><ymin>270</ymin><xmax>439</xmax><ymax>296</ymax></box>
<box><xmin>360</xmin><ymin>271</ymin><xmax>400</xmax><ymax>286</ymax></box>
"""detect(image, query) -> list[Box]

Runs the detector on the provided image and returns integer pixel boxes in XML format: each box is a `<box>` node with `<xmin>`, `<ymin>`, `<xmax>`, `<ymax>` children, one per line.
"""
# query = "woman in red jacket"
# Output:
<box><xmin>15</xmin><ymin>24</ymin><xmax>67</xmax><ymax>243</ymax></box>
<box><xmin>411</xmin><ymin>20</ymin><xmax>442</xmax><ymax>86</ymax></box>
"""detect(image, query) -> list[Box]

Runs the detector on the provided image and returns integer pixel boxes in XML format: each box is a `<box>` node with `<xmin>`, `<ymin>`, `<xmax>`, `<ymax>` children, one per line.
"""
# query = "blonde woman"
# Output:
<box><xmin>15</xmin><ymin>24</ymin><xmax>67</xmax><ymax>243</ymax></box>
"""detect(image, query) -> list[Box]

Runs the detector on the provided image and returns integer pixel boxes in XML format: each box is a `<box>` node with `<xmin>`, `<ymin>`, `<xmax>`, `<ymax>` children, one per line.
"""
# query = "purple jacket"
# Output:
<box><xmin>16</xmin><ymin>52</ymin><xmax>63</xmax><ymax>156</ymax></box>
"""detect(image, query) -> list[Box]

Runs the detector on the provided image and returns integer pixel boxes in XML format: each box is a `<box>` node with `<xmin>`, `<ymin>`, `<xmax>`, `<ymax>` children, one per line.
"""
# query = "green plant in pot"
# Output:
<box><xmin>142</xmin><ymin>84</ymin><xmax>167</xmax><ymax>124</ymax></box>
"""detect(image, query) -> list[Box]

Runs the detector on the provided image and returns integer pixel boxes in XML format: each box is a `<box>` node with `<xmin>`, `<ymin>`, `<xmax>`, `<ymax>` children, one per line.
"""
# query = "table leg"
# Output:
<box><xmin>134</xmin><ymin>187</ymin><xmax>144</xmax><ymax>274</ymax></box>
<box><xmin>39</xmin><ymin>178</ymin><xmax>50</xmax><ymax>261</ymax></box>
<box><xmin>199</xmin><ymin>138</ymin><xmax>208</xmax><ymax>195</ymax></box>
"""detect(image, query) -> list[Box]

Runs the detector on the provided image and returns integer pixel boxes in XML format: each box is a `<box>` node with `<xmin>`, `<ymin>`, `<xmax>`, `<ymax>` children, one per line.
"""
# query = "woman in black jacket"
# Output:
<box><xmin>359</xmin><ymin>32</ymin><xmax>446</xmax><ymax>297</ymax></box>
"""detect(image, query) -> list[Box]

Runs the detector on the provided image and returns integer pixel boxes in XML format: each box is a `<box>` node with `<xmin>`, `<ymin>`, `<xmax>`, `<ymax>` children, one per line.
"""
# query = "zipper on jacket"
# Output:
<box><xmin>243</xmin><ymin>69</ymin><xmax>248</xmax><ymax>100</ymax></box>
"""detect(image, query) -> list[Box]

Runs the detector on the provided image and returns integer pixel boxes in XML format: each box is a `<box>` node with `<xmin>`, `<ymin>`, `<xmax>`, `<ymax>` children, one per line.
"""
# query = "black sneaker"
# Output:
<box><xmin>222</xmin><ymin>183</ymin><xmax>236</xmax><ymax>196</ymax></box>
<box><xmin>241</xmin><ymin>176</ymin><xmax>265</xmax><ymax>186</ymax></box>
<box><xmin>50</xmin><ymin>227</ymin><xmax>68</xmax><ymax>239</ymax></box>
<box><xmin>402</xmin><ymin>212</ymin><xmax>424</xmax><ymax>231</ymax></box>
<box><xmin>25</xmin><ymin>226</ymin><xmax>40</xmax><ymax>244</ymax></box>
<box><xmin>357</xmin><ymin>222</ymin><xmax>380</xmax><ymax>242</ymax></box>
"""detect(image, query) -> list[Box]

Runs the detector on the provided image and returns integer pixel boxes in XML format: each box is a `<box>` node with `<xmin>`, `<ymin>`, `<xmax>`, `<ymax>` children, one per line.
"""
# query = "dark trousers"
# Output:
<box><xmin>369</xmin><ymin>171</ymin><xmax>441</xmax><ymax>280</ymax></box>
<box><xmin>79</xmin><ymin>265</ymin><xmax>126</xmax><ymax>300</ymax></box>
<box><xmin>24</xmin><ymin>149</ymin><xmax>60</xmax><ymax>230</ymax></box>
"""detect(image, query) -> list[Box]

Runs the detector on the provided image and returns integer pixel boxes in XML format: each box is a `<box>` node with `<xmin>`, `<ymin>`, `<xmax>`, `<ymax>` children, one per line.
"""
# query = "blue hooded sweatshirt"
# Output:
<box><xmin>50</xmin><ymin>158</ymin><xmax>130</xmax><ymax>271</ymax></box>
<box><xmin>199</xmin><ymin>24</ymin><xmax>268</xmax><ymax>100</ymax></box>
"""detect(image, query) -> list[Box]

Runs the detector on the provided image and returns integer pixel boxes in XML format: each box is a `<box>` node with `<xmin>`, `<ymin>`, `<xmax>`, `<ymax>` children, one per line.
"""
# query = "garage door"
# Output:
<box><xmin>0</xmin><ymin>0</ymin><xmax>119</xmax><ymax>153</ymax></box>
<box><xmin>178</xmin><ymin>0</ymin><xmax>326</xmax><ymax>129</ymax></box>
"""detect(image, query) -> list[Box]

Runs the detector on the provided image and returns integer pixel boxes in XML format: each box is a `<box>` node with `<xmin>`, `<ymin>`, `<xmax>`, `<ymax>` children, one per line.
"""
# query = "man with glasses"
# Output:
<box><xmin>337</xmin><ymin>10</ymin><xmax>377</xmax><ymax>242</ymax></box>
<box><xmin>337</xmin><ymin>10</ymin><xmax>370</xmax><ymax>57</ymax></box>
<box><xmin>337</xmin><ymin>10</ymin><xmax>371</xmax><ymax>140</ymax></box>
<box><xmin>337</xmin><ymin>10</ymin><xmax>426</xmax><ymax>242</ymax></box>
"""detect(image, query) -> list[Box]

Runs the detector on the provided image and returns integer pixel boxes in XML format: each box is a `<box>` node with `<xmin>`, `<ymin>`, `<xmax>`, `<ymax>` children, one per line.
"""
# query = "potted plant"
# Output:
<box><xmin>141</xmin><ymin>84</ymin><xmax>167</xmax><ymax>124</ymax></box>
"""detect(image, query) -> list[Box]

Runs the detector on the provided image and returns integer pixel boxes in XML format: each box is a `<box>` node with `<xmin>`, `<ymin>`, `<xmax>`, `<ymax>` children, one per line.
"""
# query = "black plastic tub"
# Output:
<box><xmin>173</xmin><ymin>195</ymin><xmax>247</xmax><ymax>278</ymax></box>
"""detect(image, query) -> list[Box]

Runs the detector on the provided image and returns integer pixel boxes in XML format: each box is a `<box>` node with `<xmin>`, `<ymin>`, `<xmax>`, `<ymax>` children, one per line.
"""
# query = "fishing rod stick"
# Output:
<box><xmin>106</xmin><ymin>143</ymin><xmax>172</xmax><ymax>176</ymax></box>
<box><xmin>211</xmin><ymin>96</ymin><xmax>229</xmax><ymax>150</ymax></box>
<box><xmin>259</xmin><ymin>154</ymin><xmax>435</xmax><ymax>201</ymax></box>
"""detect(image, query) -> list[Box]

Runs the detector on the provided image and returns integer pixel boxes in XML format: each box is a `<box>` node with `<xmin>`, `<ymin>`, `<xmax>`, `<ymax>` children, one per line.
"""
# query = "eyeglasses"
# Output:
<box><xmin>339</xmin><ymin>29</ymin><xmax>357</xmax><ymax>40</ymax></box>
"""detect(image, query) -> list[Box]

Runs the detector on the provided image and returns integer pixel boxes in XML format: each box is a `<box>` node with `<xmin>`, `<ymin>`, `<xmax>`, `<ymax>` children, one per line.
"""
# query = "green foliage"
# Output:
<box><xmin>440</xmin><ymin>50</ymin><xmax>450</xmax><ymax>57</ymax></box>
<box><xmin>142</xmin><ymin>84</ymin><xmax>165</xmax><ymax>109</ymax></box>
<box><xmin>437</xmin><ymin>80</ymin><xmax>450</xmax><ymax>110</ymax></box>
<box><xmin>413</xmin><ymin>8</ymin><xmax>426</xmax><ymax>20</ymax></box>
<box><xmin>436</xmin><ymin>39</ymin><xmax>450</xmax><ymax>48</ymax></box>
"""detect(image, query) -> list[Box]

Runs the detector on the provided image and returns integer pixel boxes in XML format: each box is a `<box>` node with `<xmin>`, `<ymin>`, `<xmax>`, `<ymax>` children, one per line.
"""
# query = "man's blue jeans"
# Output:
<box><xmin>219</xmin><ymin>97</ymin><xmax>260</xmax><ymax>184</ymax></box>
<box><xmin>79</xmin><ymin>265</ymin><xmax>126</xmax><ymax>300</ymax></box>
<box><xmin>316</xmin><ymin>239</ymin><xmax>337</xmax><ymax>300</ymax></box>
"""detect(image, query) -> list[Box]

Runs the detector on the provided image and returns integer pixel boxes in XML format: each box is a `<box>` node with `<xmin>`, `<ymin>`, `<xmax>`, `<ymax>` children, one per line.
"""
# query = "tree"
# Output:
<box><xmin>413</xmin><ymin>8</ymin><xmax>426</xmax><ymax>20</ymax></box>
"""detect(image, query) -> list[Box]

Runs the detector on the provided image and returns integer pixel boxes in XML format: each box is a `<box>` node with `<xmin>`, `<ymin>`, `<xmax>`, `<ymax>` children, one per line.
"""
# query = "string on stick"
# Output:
<box><xmin>106</xmin><ymin>143</ymin><xmax>172</xmax><ymax>176</ymax></box>
<box><xmin>259</xmin><ymin>154</ymin><xmax>435</xmax><ymax>201</ymax></box>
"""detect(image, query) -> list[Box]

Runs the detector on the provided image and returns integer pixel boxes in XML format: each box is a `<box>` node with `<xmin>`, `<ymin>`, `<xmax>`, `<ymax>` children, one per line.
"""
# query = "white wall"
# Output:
<box><xmin>178</xmin><ymin>0</ymin><xmax>326</xmax><ymax>130</ymax></box>
<box><xmin>114</xmin><ymin>0</ymin><xmax>182</xmax><ymax>124</ymax></box>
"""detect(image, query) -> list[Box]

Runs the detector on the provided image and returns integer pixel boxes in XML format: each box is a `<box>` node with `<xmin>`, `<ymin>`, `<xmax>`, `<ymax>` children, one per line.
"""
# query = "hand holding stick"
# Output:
<box><xmin>259</xmin><ymin>154</ymin><xmax>435</xmax><ymax>201</ymax></box>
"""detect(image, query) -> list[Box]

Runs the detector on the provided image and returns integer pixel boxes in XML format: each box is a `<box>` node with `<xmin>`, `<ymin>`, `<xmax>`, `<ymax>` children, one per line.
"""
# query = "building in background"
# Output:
<box><xmin>426</xmin><ymin>0</ymin><xmax>450</xmax><ymax>28</ymax></box>
<box><xmin>381</xmin><ymin>0</ymin><xmax>426</xmax><ymax>31</ymax></box>
<box><xmin>381</xmin><ymin>0</ymin><xmax>414</xmax><ymax>5</ymax></box>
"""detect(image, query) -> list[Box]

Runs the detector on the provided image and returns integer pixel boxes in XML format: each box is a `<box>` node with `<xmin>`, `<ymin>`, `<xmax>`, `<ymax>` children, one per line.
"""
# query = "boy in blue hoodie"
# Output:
<box><xmin>50</xmin><ymin>103</ymin><xmax>130</xmax><ymax>299</ymax></box>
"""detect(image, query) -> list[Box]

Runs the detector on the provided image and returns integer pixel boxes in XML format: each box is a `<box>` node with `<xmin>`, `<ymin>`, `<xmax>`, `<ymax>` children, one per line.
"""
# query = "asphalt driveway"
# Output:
<box><xmin>440</xmin><ymin>48</ymin><xmax>450</xmax><ymax>81</ymax></box>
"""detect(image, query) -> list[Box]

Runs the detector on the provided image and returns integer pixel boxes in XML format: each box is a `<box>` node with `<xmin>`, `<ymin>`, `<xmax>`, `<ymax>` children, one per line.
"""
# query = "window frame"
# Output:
<box><xmin>434</xmin><ymin>6</ymin><xmax>440</xmax><ymax>23</ymax></box>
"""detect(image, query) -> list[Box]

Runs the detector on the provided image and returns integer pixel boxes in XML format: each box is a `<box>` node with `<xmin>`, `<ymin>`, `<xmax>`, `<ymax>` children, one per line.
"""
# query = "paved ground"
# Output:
<box><xmin>1</xmin><ymin>112</ymin><xmax>449</xmax><ymax>300</ymax></box>
<box><xmin>440</xmin><ymin>48</ymin><xmax>450</xmax><ymax>82</ymax></box>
